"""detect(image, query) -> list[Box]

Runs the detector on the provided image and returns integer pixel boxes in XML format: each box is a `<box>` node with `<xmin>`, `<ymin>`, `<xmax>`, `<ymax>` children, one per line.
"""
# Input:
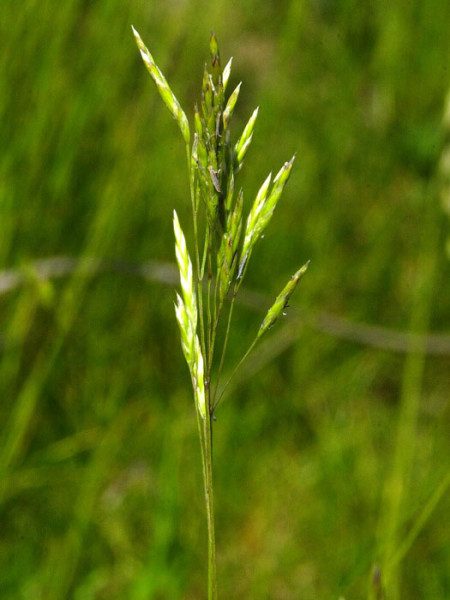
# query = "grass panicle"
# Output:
<box><xmin>133</xmin><ymin>27</ymin><xmax>307</xmax><ymax>599</ymax></box>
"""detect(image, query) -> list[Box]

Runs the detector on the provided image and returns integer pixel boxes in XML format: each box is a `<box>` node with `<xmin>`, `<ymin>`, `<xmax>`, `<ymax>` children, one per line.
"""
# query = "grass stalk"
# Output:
<box><xmin>203</xmin><ymin>389</ymin><xmax>217</xmax><ymax>599</ymax></box>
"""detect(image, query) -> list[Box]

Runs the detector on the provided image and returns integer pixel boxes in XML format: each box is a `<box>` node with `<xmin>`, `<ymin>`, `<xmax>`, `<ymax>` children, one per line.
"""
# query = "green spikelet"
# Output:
<box><xmin>235</xmin><ymin>107</ymin><xmax>259</xmax><ymax>166</ymax></box>
<box><xmin>132</xmin><ymin>26</ymin><xmax>190</xmax><ymax>146</ymax></box>
<box><xmin>258</xmin><ymin>262</ymin><xmax>309</xmax><ymax>338</ymax></box>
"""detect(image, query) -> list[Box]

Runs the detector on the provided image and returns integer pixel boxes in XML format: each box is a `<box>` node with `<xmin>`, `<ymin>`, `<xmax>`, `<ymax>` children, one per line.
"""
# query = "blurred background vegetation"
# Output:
<box><xmin>1</xmin><ymin>0</ymin><xmax>449</xmax><ymax>598</ymax></box>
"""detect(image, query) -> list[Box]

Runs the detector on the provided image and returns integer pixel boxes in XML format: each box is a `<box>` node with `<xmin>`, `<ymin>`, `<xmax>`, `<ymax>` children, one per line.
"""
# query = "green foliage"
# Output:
<box><xmin>0</xmin><ymin>1</ymin><xmax>449</xmax><ymax>599</ymax></box>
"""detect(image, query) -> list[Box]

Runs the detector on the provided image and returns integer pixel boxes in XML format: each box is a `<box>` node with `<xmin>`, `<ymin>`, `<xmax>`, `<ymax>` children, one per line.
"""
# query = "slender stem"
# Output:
<box><xmin>213</xmin><ymin>258</ymin><xmax>220</xmax><ymax>327</ymax></box>
<box><xmin>208</xmin><ymin>302</ymin><xmax>224</xmax><ymax>384</ymax></box>
<box><xmin>207</xmin><ymin>246</ymin><xmax>213</xmax><ymax>367</ymax></box>
<box><xmin>214</xmin><ymin>335</ymin><xmax>258</xmax><ymax>411</ymax></box>
<box><xmin>211</xmin><ymin>292</ymin><xmax>237</xmax><ymax>406</ymax></box>
<box><xmin>194</xmin><ymin>395</ymin><xmax>207</xmax><ymax>499</ymax></box>
<box><xmin>203</xmin><ymin>386</ymin><xmax>217</xmax><ymax>600</ymax></box>
<box><xmin>200</xmin><ymin>228</ymin><xmax>210</xmax><ymax>281</ymax></box>
<box><xmin>211</xmin><ymin>254</ymin><xmax>252</xmax><ymax>405</ymax></box>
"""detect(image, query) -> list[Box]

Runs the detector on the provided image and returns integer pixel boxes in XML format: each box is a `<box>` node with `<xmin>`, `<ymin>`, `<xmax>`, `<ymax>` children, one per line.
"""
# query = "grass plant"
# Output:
<box><xmin>132</xmin><ymin>27</ymin><xmax>308</xmax><ymax>598</ymax></box>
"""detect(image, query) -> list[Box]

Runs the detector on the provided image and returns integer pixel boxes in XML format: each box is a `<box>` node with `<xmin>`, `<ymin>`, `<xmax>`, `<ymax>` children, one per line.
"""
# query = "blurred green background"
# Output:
<box><xmin>1</xmin><ymin>1</ymin><xmax>449</xmax><ymax>599</ymax></box>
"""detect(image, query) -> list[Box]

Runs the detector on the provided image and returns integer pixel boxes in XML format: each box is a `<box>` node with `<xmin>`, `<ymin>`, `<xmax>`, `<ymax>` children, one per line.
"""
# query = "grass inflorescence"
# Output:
<box><xmin>132</xmin><ymin>26</ymin><xmax>308</xmax><ymax>598</ymax></box>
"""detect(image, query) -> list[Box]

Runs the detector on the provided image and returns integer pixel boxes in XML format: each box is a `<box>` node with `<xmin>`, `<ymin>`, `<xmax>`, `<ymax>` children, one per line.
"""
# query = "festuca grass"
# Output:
<box><xmin>132</xmin><ymin>26</ymin><xmax>308</xmax><ymax>599</ymax></box>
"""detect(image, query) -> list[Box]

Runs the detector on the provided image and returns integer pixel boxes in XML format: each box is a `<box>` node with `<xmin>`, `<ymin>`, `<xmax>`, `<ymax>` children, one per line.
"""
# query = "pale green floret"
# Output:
<box><xmin>272</xmin><ymin>155</ymin><xmax>295</xmax><ymax>192</ymax></box>
<box><xmin>236</xmin><ymin>135</ymin><xmax>253</xmax><ymax>166</ymax></box>
<box><xmin>195</xmin><ymin>160</ymin><xmax>218</xmax><ymax>223</ymax></box>
<box><xmin>193</xmin><ymin>336</ymin><xmax>206</xmax><ymax>419</ymax></box>
<box><xmin>174</xmin><ymin>292</ymin><xmax>191</xmax><ymax>360</ymax></box>
<box><xmin>238</xmin><ymin>172</ymin><xmax>272</xmax><ymax>273</ymax></box>
<box><xmin>217</xmin><ymin>233</ymin><xmax>232</xmax><ymax>303</ymax></box>
<box><xmin>222</xmin><ymin>57</ymin><xmax>233</xmax><ymax>92</ymax></box>
<box><xmin>258</xmin><ymin>262</ymin><xmax>309</xmax><ymax>338</ymax></box>
<box><xmin>250</xmin><ymin>157</ymin><xmax>294</xmax><ymax>239</ymax></box>
<box><xmin>235</xmin><ymin>107</ymin><xmax>259</xmax><ymax>164</ymax></box>
<box><xmin>174</xmin><ymin>279</ymin><xmax>195</xmax><ymax>366</ymax></box>
<box><xmin>217</xmin><ymin>188</ymin><xmax>243</xmax><ymax>302</ymax></box>
<box><xmin>223</xmin><ymin>82</ymin><xmax>241</xmax><ymax>130</ymax></box>
<box><xmin>191</xmin><ymin>133</ymin><xmax>199</xmax><ymax>163</ymax></box>
<box><xmin>237</xmin><ymin>158</ymin><xmax>295</xmax><ymax>279</ymax></box>
<box><xmin>194</xmin><ymin>128</ymin><xmax>208</xmax><ymax>169</ymax></box>
<box><xmin>132</xmin><ymin>26</ymin><xmax>190</xmax><ymax>146</ymax></box>
<box><xmin>194</xmin><ymin>108</ymin><xmax>203</xmax><ymax>137</ymax></box>
<box><xmin>174</xmin><ymin>294</ymin><xmax>206</xmax><ymax>419</ymax></box>
<box><xmin>209</xmin><ymin>32</ymin><xmax>219</xmax><ymax>59</ymax></box>
<box><xmin>204</xmin><ymin>73</ymin><xmax>214</xmax><ymax>113</ymax></box>
<box><xmin>173</xmin><ymin>210</ymin><xmax>197</xmax><ymax>332</ymax></box>
<box><xmin>225</xmin><ymin>173</ymin><xmax>235</xmax><ymax>212</ymax></box>
<box><xmin>229</xmin><ymin>189</ymin><xmax>243</xmax><ymax>255</ymax></box>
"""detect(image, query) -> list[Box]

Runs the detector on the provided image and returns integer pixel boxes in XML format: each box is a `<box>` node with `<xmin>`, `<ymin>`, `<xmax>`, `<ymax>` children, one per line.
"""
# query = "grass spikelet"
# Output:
<box><xmin>173</xmin><ymin>210</ymin><xmax>197</xmax><ymax>335</ymax></box>
<box><xmin>132</xmin><ymin>26</ymin><xmax>190</xmax><ymax>145</ymax></box>
<box><xmin>228</xmin><ymin>188</ymin><xmax>243</xmax><ymax>257</ymax></box>
<box><xmin>193</xmin><ymin>335</ymin><xmax>206</xmax><ymax>419</ymax></box>
<box><xmin>237</xmin><ymin>157</ymin><xmax>295</xmax><ymax>280</ymax></box>
<box><xmin>222</xmin><ymin>57</ymin><xmax>233</xmax><ymax>91</ymax></box>
<box><xmin>235</xmin><ymin>107</ymin><xmax>259</xmax><ymax>165</ymax></box>
<box><xmin>257</xmin><ymin>262</ymin><xmax>309</xmax><ymax>338</ymax></box>
<box><xmin>173</xmin><ymin>211</ymin><xmax>206</xmax><ymax>419</ymax></box>
<box><xmin>174</xmin><ymin>292</ymin><xmax>192</xmax><ymax>360</ymax></box>
<box><xmin>268</xmin><ymin>155</ymin><xmax>295</xmax><ymax>209</ymax></box>
<box><xmin>223</xmin><ymin>82</ymin><xmax>242</xmax><ymax>130</ymax></box>
<box><xmin>217</xmin><ymin>232</ymin><xmax>233</xmax><ymax>303</ymax></box>
<box><xmin>238</xmin><ymin>172</ymin><xmax>272</xmax><ymax>277</ymax></box>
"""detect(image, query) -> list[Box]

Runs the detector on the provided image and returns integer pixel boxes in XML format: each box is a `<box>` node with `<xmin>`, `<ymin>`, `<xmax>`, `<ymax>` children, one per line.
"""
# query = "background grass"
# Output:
<box><xmin>1</xmin><ymin>1</ymin><xmax>450</xmax><ymax>598</ymax></box>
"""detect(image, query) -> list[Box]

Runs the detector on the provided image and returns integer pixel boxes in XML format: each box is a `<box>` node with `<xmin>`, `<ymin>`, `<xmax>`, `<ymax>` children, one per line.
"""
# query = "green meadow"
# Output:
<box><xmin>1</xmin><ymin>1</ymin><xmax>449</xmax><ymax>598</ymax></box>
